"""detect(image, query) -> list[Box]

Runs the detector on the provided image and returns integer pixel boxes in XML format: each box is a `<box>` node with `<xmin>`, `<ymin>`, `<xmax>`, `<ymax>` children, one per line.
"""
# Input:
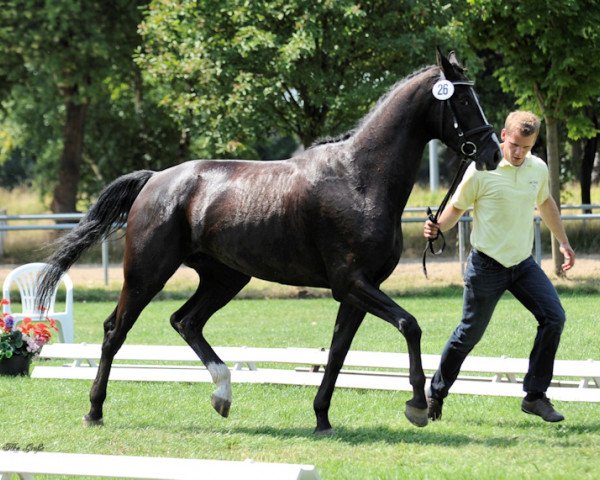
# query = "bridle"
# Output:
<box><xmin>438</xmin><ymin>72</ymin><xmax>496</xmax><ymax>159</ymax></box>
<box><xmin>422</xmin><ymin>73</ymin><xmax>497</xmax><ymax>277</ymax></box>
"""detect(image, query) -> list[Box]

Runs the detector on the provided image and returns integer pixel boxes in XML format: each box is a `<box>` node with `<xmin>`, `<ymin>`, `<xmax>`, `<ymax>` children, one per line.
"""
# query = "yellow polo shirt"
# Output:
<box><xmin>450</xmin><ymin>153</ymin><xmax>550</xmax><ymax>267</ymax></box>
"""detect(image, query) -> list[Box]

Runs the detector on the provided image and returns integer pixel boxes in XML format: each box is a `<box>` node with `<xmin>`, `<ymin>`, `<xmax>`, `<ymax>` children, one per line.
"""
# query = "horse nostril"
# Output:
<box><xmin>484</xmin><ymin>148</ymin><xmax>502</xmax><ymax>171</ymax></box>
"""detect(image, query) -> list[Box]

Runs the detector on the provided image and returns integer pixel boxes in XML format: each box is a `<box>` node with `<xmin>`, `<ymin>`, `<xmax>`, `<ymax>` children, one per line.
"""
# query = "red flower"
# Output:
<box><xmin>47</xmin><ymin>318</ymin><xmax>59</xmax><ymax>332</ymax></box>
<box><xmin>19</xmin><ymin>317</ymin><xmax>34</xmax><ymax>335</ymax></box>
<box><xmin>1</xmin><ymin>299</ymin><xmax>9</xmax><ymax>305</ymax></box>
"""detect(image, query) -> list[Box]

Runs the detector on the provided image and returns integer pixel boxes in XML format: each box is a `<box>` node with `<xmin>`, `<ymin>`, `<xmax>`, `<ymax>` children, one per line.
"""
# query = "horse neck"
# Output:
<box><xmin>350</xmin><ymin>69</ymin><xmax>438</xmax><ymax>210</ymax></box>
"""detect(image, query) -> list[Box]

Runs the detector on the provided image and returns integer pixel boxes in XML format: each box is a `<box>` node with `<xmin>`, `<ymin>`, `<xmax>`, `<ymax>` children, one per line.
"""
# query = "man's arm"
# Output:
<box><xmin>423</xmin><ymin>205</ymin><xmax>466</xmax><ymax>240</ymax></box>
<box><xmin>538</xmin><ymin>196</ymin><xmax>575</xmax><ymax>271</ymax></box>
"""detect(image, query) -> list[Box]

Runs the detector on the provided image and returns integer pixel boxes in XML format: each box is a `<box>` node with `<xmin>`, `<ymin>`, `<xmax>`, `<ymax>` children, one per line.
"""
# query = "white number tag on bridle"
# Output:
<box><xmin>432</xmin><ymin>80</ymin><xmax>454</xmax><ymax>100</ymax></box>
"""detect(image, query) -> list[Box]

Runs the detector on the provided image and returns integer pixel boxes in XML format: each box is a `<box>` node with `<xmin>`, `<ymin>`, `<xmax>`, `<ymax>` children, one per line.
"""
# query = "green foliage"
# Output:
<box><xmin>0</xmin><ymin>0</ymin><xmax>596</xmax><ymax>204</ymax></box>
<box><xmin>0</xmin><ymin>148</ymin><xmax>34</xmax><ymax>189</ymax></box>
<box><xmin>0</xmin><ymin>1</ymin><xmax>187</xmax><ymax>204</ymax></box>
<box><xmin>78</xmin><ymin>75</ymin><xmax>185</xmax><ymax>201</ymax></box>
<box><xmin>137</xmin><ymin>0</ymin><xmax>462</xmax><ymax>157</ymax></box>
<box><xmin>464</xmin><ymin>0</ymin><xmax>600</xmax><ymax>140</ymax></box>
<box><xmin>0</xmin><ymin>1</ymin><xmax>144</xmax><ymax>99</ymax></box>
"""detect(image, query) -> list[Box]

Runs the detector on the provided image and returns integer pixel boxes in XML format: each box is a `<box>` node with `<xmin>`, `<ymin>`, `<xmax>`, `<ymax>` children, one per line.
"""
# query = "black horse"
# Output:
<box><xmin>37</xmin><ymin>50</ymin><xmax>501</xmax><ymax>434</ymax></box>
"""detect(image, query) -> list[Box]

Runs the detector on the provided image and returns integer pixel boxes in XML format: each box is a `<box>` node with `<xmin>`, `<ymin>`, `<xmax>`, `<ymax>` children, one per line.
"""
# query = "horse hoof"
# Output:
<box><xmin>82</xmin><ymin>415</ymin><xmax>104</xmax><ymax>427</ymax></box>
<box><xmin>405</xmin><ymin>404</ymin><xmax>428</xmax><ymax>427</ymax></box>
<box><xmin>314</xmin><ymin>427</ymin><xmax>335</xmax><ymax>436</ymax></box>
<box><xmin>211</xmin><ymin>394</ymin><xmax>231</xmax><ymax>418</ymax></box>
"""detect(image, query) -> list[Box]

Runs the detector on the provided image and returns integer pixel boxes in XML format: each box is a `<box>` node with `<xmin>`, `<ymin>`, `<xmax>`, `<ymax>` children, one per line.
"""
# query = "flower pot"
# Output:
<box><xmin>0</xmin><ymin>355</ymin><xmax>32</xmax><ymax>376</ymax></box>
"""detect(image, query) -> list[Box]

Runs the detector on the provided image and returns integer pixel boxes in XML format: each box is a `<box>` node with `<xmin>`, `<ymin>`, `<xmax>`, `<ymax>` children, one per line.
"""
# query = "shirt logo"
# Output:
<box><xmin>529</xmin><ymin>180</ymin><xmax>538</xmax><ymax>191</ymax></box>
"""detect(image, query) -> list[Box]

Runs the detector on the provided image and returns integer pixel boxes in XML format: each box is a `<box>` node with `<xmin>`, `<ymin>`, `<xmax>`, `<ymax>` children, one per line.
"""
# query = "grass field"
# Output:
<box><xmin>1</xmin><ymin>294</ymin><xmax>599</xmax><ymax>479</ymax></box>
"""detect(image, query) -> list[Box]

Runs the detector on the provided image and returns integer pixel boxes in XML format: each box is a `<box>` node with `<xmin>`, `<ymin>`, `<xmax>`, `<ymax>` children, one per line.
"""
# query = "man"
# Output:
<box><xmin>424</xmin><ymin>111</ymin><xmax>575</xmax><ymax>422</ymax></box>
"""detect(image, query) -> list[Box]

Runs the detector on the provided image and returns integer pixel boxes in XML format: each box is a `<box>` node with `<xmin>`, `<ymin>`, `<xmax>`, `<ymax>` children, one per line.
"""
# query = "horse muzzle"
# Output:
<box><xmin>474</xmin><ymin>132</ymin><xmax>502</xmax><ymax>171</ymax></box>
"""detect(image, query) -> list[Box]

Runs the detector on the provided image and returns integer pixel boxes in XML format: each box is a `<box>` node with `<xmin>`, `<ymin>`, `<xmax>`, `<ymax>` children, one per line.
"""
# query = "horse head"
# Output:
<box><xmin>434</xmin><ymin>49</ymin><xmax>502</xmax><ymax>171</ymax></box>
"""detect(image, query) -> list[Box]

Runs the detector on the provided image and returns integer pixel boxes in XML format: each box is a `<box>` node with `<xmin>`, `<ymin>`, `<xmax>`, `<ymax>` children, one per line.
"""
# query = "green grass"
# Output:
<box><xmin>1</xmin><ymin>294</ymin><xmax>599</xmax><ymax>479</ymax></box>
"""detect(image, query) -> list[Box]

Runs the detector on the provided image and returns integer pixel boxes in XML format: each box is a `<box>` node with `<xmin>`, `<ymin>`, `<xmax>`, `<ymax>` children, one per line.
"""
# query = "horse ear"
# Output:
<box><xmin>448</xmin><ymin>50</ymin><xmax>466</xmax><ymax>74</ymax></box>
<box><xmin>436</xmin><ymin>47</ymin><xmax>454</xmax><ymax>77</ymax></box>
<box><xmin>448</xmin><ymin>50</ymin><xmax>459</xmax><ymax>66</ymax></box>
<box><xmin>436</xmin><ymin>46</ymin><xmax>445</xmax><ymax>66</ymax></box>
<box><xmin>438</xmin><ymin>49</ymin><xmax>465</xmax><ymax>79</ymax></box>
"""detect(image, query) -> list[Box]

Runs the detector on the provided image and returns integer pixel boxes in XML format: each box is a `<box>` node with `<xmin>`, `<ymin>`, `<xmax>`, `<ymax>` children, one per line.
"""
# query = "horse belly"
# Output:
<box><xmin>190</xmin><ymin>173</ymin><xmax>328</xmax><ymax>287</ymax></box>
<box><xmin>203</xmin><ymin>223</ymin><xmax>329</xmax><ymax>287</ymax></box>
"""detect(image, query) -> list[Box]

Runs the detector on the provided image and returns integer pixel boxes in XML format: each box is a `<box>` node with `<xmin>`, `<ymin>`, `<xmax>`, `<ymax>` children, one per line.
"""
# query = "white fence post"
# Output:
<box><xmin>429</xmin><ymin>140</ymin><xmax>439</xmax><ymax>192</ymax></box>
<box><xmin>0</xmin><ymin>209</ymin><xmax>5</xmax><ymax>256</ymax></box>
<box><xmin>101</xmin><ymin>236</ymin><xmax>109</xmax><ymax>286</ymax></box>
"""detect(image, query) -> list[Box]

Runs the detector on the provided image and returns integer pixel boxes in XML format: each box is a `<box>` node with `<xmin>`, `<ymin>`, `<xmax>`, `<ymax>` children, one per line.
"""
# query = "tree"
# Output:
<box><xmin>137</xmin><ymin>0</ymin><xmax>464</xmax><ymax>158</ymax></box>
<box><xmin>0</xmin><ymin>1</ymin><xmax>148</xmax><ymax>213</ymax></box>
<box><xmin>576</xmin><ymin>106</ymin><xmax>599</xmax><ymax>213</ymax></box>
<box><xmin>463</xmin><ymin>0</ymin><xmax>600</xmax><ymax>275</ymax></box>
<box><xmin>77</xmin><ymin>70</ymin><xmax>186</xmax><ymax>201</ymax></box>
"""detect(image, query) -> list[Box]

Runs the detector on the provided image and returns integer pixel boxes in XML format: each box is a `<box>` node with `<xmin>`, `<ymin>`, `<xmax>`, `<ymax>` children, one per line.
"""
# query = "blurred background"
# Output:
<box><xmin>1</xmin><ymin>1</ymin><xmax>599</xmax><ymax>267</ymax></box>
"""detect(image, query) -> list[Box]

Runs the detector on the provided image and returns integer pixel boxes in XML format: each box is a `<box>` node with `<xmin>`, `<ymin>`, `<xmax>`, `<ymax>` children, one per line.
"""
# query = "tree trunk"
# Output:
<box><xmin>580</xmin><ymin>112</ymin><xmax>599</xmax><ymax>214</ymax></box>
<box><xmin>544</xmin><ymin>115</ymin><xmax>564</xmax><ymax>276</ymax></box>
<box><xmin>51</xmin><ymin>90</ymin><xmax>89</xmax><ymax>214</ymax></box>
<box><xmin>581</xmin><ymin>134</ymin><xmax>598</xmax><ymax>214</ymax></box>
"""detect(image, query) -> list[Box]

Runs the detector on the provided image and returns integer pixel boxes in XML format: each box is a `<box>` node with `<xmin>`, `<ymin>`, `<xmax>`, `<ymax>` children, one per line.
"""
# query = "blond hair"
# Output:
<box><xmin>504</xmin><ymin>111</ymin><xmax>541</xmax><ymax>136</ymax></box>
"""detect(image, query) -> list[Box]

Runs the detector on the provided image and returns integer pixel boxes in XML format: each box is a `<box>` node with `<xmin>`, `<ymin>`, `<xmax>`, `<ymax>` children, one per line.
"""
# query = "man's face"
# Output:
<box><xmin>501</xmin><ymin>129</ymin><xmax>537</xmax><ymax>166</ymax></box>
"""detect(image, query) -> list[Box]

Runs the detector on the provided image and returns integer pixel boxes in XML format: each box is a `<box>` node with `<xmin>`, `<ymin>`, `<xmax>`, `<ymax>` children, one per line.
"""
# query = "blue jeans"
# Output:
<box><xmin>430</xmin><ymin>250</ymin><xmax>566</xmax><ymax>399</ymax></box>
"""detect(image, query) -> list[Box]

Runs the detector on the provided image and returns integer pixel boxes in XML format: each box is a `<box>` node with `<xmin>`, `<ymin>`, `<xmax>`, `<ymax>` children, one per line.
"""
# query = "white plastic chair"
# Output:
<box><xmin>2</xmin><ymin>262</ymin><xmax>74</xmax><ymax>343</ymax></box>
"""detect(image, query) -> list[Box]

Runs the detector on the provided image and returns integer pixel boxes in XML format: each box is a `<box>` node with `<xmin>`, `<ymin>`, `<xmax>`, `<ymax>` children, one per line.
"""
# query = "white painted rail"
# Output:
<box><xmin>0</xmin><ymin>451</ymin><xmax>320</xmax><ymax>480</ymax></box>
<box><xmin>32</xmin><ymin>344</ymin><xmax>600</xmax><ymax>402</ymax></box>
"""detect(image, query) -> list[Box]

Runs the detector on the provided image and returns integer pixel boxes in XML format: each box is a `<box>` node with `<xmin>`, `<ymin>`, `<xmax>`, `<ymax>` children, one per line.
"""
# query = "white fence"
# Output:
<box><xmin>1</xmin><ymin>205</ymin><xmax>599</xmax><ymax>284</ymax></box>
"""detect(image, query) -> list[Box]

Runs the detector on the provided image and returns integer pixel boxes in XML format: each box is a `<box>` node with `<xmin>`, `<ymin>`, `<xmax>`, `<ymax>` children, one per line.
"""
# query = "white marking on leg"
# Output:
<box><xmin>207</xmin><ymin>362</ymin><xmax>232</xmax><ymax>402</ymax></box>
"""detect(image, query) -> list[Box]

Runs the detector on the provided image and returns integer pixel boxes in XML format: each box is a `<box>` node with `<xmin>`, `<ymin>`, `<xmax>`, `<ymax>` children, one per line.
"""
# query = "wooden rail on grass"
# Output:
<box><xmin>0</xmin><ymin>451</ymin><xmax>320</xmax><ymax>480</ymax></box>
<box><xmin>31</xmin><ymin>344</ymin><xmax>600</xmax><ymax>402</ymax></box>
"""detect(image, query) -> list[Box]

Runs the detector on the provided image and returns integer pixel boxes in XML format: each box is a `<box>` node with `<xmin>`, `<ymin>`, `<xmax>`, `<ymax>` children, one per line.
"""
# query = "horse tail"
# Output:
<box><xmin>36</xmin><ymin>170</ymin><xmax>154</xmax><ymax>311</ymax></box>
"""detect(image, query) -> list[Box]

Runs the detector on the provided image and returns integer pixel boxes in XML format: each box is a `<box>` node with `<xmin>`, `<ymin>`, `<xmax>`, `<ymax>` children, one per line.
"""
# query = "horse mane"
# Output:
<box><xmin>311</xmin><ymin>64</ymin><xmax>439</xmax><ymax>148</ymax></box>
<box><xmin>311</xmin><ymin>132</ymin><xmax>355</xmax><ymax>147</ymax></box>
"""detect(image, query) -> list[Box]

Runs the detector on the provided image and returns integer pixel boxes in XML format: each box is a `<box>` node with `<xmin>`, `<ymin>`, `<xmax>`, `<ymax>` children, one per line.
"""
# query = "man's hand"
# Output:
<box><xmin>423</xmin><ymin>205</ymin><xmax>465</xmax><ymax>241</ymax></box>
<box><xmin>424</xmin><ymin>219</ymin><xmax>440</xmax><ymax>240</ymax></box>
<box><xmin>559</xmin><ymin>242</ymin><xmax>575</xmax><ymax>271</ymax></box>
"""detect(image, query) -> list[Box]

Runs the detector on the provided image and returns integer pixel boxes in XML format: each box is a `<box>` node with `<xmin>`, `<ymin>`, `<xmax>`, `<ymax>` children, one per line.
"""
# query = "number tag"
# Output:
<box><xmin>432</xmin><ymin>80</ymin><xmax>454</xmax><ymax>100</ymax></box>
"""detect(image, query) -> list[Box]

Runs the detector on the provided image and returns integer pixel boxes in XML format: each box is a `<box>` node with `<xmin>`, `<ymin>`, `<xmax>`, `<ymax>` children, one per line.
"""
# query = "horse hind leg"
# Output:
<box><xmin>84</xmin><ymin>307</ymin><xmax>118</xmax><ymax>426</ymax></box>
<box><xmin>85</xmin><ymin>254</ymin><xmax>183</xmax><ymax>426</ymax></box>
<box><xmin>169</xmin><ymin>262</ymin><xmax>250</xmax><ymax>418</ymax></box>
<box><xmin>84</xmin><ymin>279</ymin><xmax>168</xmax><ymax>426</ymax></box>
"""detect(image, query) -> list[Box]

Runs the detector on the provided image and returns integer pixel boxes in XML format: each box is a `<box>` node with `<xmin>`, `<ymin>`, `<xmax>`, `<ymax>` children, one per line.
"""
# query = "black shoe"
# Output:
<box><xmin>521</xmin><ymin>394</ymin><xmax>565</xmax><ymax>422</ymax></box>
<box><xmin>426</xmin><ymin>388</ymin><xmax>443</xmax><ymax>421</ymax></box>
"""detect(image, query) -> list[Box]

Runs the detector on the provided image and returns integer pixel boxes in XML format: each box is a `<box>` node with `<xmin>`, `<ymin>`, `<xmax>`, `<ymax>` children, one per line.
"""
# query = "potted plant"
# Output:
<box><xmin>0</xmin><ymin>299</ymin><xmax>58</xmax><ymax>376</ymax></box>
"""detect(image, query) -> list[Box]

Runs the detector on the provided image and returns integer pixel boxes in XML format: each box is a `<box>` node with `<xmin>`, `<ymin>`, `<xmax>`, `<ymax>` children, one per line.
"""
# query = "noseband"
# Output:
<box><xmin>423</xmin><ymin>74</ymin><xmax>496</xmax><ymax>277</ymax></box>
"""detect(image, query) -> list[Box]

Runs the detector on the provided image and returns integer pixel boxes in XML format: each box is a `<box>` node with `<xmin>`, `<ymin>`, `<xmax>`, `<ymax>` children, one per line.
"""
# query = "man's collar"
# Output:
<box><xmin>498</xmin><ymin>153</ymin><xmax>531</xmax><ymax>168</ymax></box>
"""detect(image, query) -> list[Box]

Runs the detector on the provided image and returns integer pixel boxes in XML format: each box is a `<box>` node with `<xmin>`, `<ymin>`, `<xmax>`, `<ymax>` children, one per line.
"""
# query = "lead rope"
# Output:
<box><xmin>422</xmin><ymin>157</ymin><xmax>471</xmax><ymax>278</ymax></box>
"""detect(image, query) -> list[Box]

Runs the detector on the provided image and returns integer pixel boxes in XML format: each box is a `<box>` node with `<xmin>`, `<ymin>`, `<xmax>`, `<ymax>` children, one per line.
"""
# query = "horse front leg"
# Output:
<box><xmin>341</xmin><ymin>276</ymin><xmax>428</xmax><ymax>427</ymax></box>
<box><xmin>313</xmin><ymin>303</ymin><xmax>366</xmax><ymax>435</ymax></box>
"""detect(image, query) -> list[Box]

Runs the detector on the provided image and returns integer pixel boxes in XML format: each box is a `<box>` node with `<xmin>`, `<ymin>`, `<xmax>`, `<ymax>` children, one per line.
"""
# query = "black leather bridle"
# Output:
<box><xmin>422</xmin><ymin>75</ymin><xmax>497</xmax><ymax>278</ymax></box>
<box><xmin>439</xmin><ymin>75</ymin><xmax>496</xmax><ymax>160</ymax></box>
